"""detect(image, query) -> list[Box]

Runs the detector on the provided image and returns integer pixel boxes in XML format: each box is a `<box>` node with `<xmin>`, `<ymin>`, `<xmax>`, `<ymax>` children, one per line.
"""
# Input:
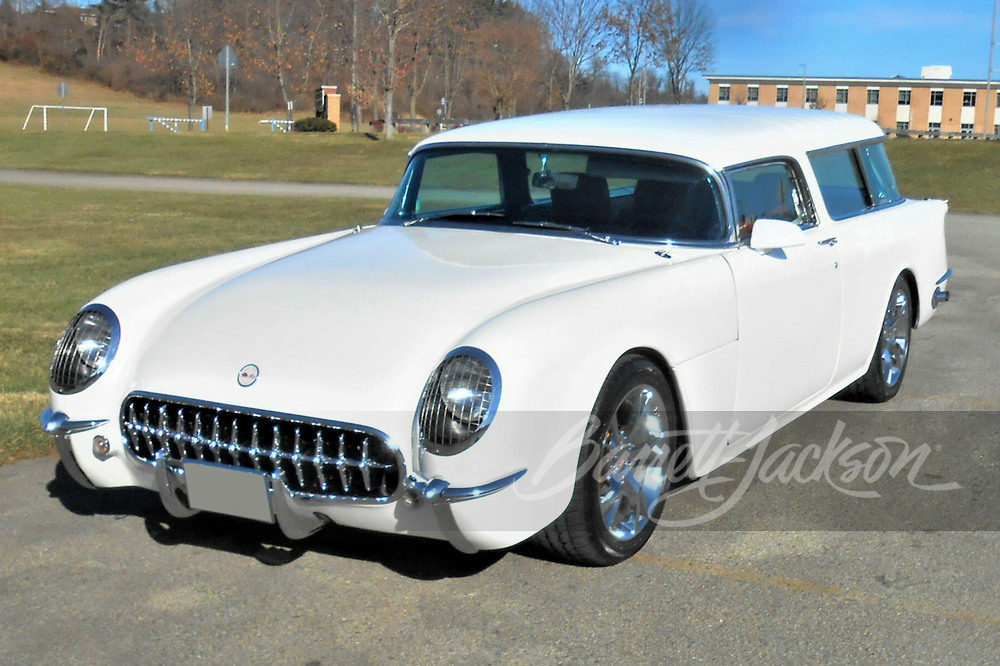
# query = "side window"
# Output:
<box><xmin>809</xmin><ymin>149</ymin><xmax>868</xmax><ymax>219</ymax></box>
<box><xmin>414</xmin><ymin>152</ymin><xmax>500</xmax><ymax>215</ymax></box>
<box><xmin>858</xmin><ymin>143</ymin><xmax>902</xmax><ymax>207</ymax></box>
<box><xmin>810</xmin><ymin>142</ymin><xmax>902</xmax><ymax>220</ymax></box>
<box><xmin>728</xmin><ymin>162</ymin><xmax>810</xmax><ymax>241</ymax></box>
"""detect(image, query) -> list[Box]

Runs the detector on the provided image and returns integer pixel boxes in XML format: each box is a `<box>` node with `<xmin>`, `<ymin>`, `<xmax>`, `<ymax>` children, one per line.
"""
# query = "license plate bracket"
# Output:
<box><xmin>184</xmin><ymin>461</ymin><xmax>274</xmax><ymax>524</ymax></box>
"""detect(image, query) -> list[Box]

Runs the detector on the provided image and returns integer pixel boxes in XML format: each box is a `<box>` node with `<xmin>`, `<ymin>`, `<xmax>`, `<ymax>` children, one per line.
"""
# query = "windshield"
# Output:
<box><xmin>383</xmin><ymin>147</ymin><xmax>730</xmax><ymax>243</ymax></box>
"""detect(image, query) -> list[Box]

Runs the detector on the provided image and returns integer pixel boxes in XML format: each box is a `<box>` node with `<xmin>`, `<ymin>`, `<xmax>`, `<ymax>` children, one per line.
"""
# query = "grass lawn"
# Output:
<box><xmin>0</xmin><ymin>185</ymin><xmax>386</xmax><ymax>464</ymax></box>
<box><xmin>0</xmin><ymin>131</ymin><xmax>417</xmax><ymax>185</ymax></box>
<box><xmin>885</xmin><ymin>138</ymin><xmax>1000</xmax><ymax>214</ymax></box>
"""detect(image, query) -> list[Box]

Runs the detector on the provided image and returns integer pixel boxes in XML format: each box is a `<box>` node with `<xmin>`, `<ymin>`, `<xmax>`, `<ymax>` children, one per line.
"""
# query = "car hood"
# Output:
<box><xmin>133</xmin><ymin>225</ymin><xmax>666</xmax><ymax>417</ymax></box>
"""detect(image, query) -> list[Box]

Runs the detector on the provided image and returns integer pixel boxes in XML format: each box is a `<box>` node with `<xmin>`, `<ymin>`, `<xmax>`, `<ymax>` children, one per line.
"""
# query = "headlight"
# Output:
<box><xmin>418</xmin><ymin>347</ymin><xmax>500</xmax><ymax>455</ymax></box>
<box><xmin>49</xmin><ymin>305</ymin><xmax>120</xmax><ymax>395</ymax></box>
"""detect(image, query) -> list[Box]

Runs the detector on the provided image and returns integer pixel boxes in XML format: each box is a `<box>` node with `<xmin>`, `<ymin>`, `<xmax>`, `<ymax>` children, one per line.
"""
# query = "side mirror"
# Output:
<box><xmin>749</xmin><ymin>218</ymin><xmax>806</xmax><ymax>252</ymax></box>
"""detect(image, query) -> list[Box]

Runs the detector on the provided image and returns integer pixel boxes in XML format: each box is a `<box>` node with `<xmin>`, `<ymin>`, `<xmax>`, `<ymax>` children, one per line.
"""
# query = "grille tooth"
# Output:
<box><xmin>250</xmin><ymin>423</ymin><xmax>262</xmax><ymax>470</ymax></box>
<box><xmin>193</xmin><ymin>412</ymin><xmax>205</xmax><ymax>460</ymax></box>
<box><xmin>360</xmin><ymin>437</ymin><xmax>372</xmax><ymax>492</ymax></box>
<box><xmin>336</xmin><ymin>434</ymin><xmax>351</xmax><ymax>493</ymax></box>
<box><xmin>120</xmin><ymin>395</ymin><xmax>399</xmax><ymax>501</ymax></box>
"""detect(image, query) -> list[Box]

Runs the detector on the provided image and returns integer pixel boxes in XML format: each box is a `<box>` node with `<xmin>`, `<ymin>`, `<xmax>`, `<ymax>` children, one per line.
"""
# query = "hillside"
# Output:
<box><xmin>0</xmin><ymin>61</ymin><xmax>288</xmax><ymax>133</ymax></box>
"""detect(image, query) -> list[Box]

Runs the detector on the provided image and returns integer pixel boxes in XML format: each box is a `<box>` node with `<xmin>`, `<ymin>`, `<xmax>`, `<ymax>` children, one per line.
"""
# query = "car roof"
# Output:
<box><xmin>413</xmin><ymin>105</ymin><xmax>886</xmax><ymax>171</ymax></box>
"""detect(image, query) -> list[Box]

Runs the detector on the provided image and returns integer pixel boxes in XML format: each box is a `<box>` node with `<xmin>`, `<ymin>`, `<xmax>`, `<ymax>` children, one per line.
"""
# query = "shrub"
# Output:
<box><xmin>294</xmin><ymin>116</ymin><xmax>337</xmax><ymax>133</ymax></box>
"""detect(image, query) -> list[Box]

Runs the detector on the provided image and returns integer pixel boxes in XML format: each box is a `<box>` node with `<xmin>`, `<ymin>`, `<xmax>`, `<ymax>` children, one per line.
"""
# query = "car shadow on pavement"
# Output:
<box><xmin>46</xmin><ymin>461</ymin><xmax>504</xmax><ymax>579</ymax></box>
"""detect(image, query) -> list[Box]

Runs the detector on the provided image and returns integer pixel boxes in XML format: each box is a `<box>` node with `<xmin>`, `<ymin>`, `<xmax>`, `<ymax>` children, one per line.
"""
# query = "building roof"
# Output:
<box><xmin>705</xmin><ymin>74</ymin><xmax>994</xmax><ymax>88</ymax></box>
<box><xmin>414</xmin><ymin>105</ymin><xmax>884</xmax><ymax>171</ymax></box>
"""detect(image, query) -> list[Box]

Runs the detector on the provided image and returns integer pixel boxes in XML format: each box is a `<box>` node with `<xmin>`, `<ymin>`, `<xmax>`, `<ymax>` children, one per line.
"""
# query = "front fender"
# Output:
<box><xmin>417</xmin><ymin>254</ymin><xmax>739</xmax><ymax>537</ymax></box>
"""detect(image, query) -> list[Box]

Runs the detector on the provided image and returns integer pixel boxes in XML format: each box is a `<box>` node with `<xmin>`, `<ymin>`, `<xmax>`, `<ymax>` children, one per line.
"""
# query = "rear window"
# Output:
<box><xmin>809</xmin><ymin>142</ymin><xmax>903</xmax><ymax>220</ymax></box>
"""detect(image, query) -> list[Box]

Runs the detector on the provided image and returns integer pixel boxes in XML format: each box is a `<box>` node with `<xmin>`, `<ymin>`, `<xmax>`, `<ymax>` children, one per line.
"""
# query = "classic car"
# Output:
<box><xmin>43</xmin><ymin>105</ymin><xmax>950</xmax><ymax>565</ymax></box>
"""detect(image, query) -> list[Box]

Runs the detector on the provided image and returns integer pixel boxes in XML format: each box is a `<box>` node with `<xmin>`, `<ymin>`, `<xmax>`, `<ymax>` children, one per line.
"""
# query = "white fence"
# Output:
<box><xmin>147</xmin><ymin>117</ymin><xmax>207</xmax><ymax>133</ymax></box>
<box><xmin>260</xmin><ymin>119</ymin><xmax>295</xmax><ymax>133</ymax></box>
<box><xmin>22</xmin><ymin>105</ymin><xmax>108</xmax><ymax>132</ymax></box>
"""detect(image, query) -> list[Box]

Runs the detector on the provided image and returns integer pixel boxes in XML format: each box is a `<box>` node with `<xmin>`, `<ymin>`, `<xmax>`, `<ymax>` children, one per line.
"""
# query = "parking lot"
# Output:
<box><xmin>1</xmin><ymin>213</ymin><xmax>997</xmax><ymax>663</ymax></box>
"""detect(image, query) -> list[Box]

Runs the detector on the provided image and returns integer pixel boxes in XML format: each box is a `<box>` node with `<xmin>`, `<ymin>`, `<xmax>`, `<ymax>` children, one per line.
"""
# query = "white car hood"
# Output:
<box><xmin>133</xmin><ymin>225</ymin><xmax>667</xmax><ymax>418</ymax></box>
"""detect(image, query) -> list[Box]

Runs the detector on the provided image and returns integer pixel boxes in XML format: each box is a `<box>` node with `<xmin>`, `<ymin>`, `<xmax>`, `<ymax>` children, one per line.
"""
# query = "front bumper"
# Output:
<box><xmin>42</xmin><ymin>408</ymin><xmax>527</xmax><ymax>553</ymax></box>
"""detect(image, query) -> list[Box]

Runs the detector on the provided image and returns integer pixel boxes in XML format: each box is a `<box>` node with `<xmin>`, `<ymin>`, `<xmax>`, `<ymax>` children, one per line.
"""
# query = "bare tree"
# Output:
<box><xmin>600</xmin><ymin>0</ymin><xmax>660</xmax><ymax>105</ymax></box>
<box><xmin>373</xmin><ymin>0</ymin><xmax>416</xmax><ymax>138</ymax></box>
<box><xmin>470</xmin><ymin>12</ymin><xmax>543</xmax><ymax>120</ymax></box>
<box><xmin>531</xmin><ymin>0</ymin><xmax>608</xmax><ymax>109</ymax></box>
<box><xmin>652</xmin><ymin>0</ymin><xmax>714</xmax><ymax>103</ymax></box>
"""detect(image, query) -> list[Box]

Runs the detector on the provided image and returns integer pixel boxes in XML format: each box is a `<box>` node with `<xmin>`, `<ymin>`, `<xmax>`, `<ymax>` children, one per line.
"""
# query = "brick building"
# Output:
<box><xmin>705</xmin><ymin>68</ymin><xmax>1000</xmax><ymax>137</ymax></box>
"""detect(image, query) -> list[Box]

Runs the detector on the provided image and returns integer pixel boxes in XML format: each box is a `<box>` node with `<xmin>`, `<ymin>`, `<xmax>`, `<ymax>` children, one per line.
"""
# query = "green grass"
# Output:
<box><xmin>0</xmin><ymin>186</ymin><xmax>387</xmax><ymax>464</ymax></box>
<box><xmin>0</xmin><ymin>131</ymin><xmax>417</xmax><ymax>185</ymax></box>
<box><xmin>885</xmin><ymin>138</ymin><xmax>1000</xmax><ymax>214</ymax></box>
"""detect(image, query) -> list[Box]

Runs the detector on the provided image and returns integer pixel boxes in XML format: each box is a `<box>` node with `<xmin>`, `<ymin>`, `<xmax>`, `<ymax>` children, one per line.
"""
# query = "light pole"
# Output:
<box><xmin>800</xmin><ymin>64</ymin><xmax>808</xmax><ymax>109</ymax></box>
<box><xmin>986</xmin><ymin>0</ymin><xmax>998</xmax><ymax>138</ymax></box>
<box><xmin>218</xmin><ymin>44</ymin><xmax>238</xmax><ymax>132</ymax></box>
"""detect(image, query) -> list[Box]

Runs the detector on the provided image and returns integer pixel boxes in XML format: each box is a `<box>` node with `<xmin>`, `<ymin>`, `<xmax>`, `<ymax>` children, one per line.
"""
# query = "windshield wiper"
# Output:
<box><xmin>511</xmin><ymin>220</ymin><xmax>620</xmax><ymax>246</ymax></box>
<box><xmin>403</xmin><ymin>211</ymin><xmax>507</xmax><ymax>227</ymax></box>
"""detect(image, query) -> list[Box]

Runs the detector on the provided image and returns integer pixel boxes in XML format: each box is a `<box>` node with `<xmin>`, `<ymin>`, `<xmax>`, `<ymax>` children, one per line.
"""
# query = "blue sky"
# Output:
<box><xmin>704</xmin><ymin>0</ymin><xmax>996</xmax><ymax>85</ymax></box>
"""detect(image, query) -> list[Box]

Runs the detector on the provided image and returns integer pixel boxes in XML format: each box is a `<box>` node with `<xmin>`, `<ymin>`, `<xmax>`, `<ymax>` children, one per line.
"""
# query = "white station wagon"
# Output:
<box><xmin>43</xmin><ymin>106</ymin><xmax>950</xmax><ymax>565</ymax></box>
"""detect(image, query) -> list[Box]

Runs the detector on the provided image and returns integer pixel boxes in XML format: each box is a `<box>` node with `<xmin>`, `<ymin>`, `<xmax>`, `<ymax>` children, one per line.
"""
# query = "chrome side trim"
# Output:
<box><xmin>41</xmin><ymin>408</ymin><xmax>109</xmax><ymax>434</ymax></box>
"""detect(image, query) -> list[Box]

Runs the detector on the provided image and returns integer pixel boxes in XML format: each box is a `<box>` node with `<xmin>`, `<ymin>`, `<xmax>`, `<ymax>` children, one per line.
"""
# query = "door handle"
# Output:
<box><xmin>818</xmin><ymin>237</ymin><xmax>838</xmax><ymax>247</ymax></box>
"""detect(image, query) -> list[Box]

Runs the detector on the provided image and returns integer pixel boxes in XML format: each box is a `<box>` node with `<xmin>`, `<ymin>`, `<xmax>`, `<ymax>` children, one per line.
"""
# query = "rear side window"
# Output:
<box><xmin>858</xmin><ymin>143</ymin><xmax>901</xmax><ymax>207</ymax></box>
<box><xmin>809</xmin><ymin>141</ymin><xmax>903</xmax><ymax>220</ymax></box>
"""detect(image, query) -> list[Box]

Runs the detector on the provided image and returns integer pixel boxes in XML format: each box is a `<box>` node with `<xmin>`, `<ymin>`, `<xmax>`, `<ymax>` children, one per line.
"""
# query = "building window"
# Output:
<box><xmin>718</xmin><ymin>85</ymin><xmax>730</xmax><ymax>102</ymax></box>
<box><xmin>898</xmin><ymin>89</ymin><xmax>911</xmax><ymax>105</ymax></box>
<box><xmin>806</xmin><ymin>87</ymin><xmax>818</xmax><ymax>104</ymax></box>
<box><xmin>930</xmin><ymin>90</ymin><xmax>943</xmax><ymax>106</ymax></box>
<box><xmin>747</xmin><ymin>85</ymin><xmax>759</xmax><ymax>102</ymax></box>
<box><xmin>961</xmin><ymin>123</ymin><xmax>974</xmax><ymax>136</ymax></box>
<box><xmin>776</xmin><ymin>86</ymin><xmax>789</xmax><ymax>103</ymax></box>
<box><xmin>867</xmin><ymin>89</ymin><xmax>879</xmax><ymax>105</ymax></box>
<box><xmin>836</xmin><ymin>88</ymin><xmax>849</xmax><ymax>104</ymax></box>
<box><xmin>896</xmin><ymin>121</ymin><xmax>910</xmax><ymax>131</ymax></box>
<box><xmin>929</xmin><ymin>122</ymin><xmax>941</xmax><ymax>134</ymax></box>
<box><xmin>963</xmin><ymin>91</ymin><xmax>977</xmax><ymax>107</ymax></box>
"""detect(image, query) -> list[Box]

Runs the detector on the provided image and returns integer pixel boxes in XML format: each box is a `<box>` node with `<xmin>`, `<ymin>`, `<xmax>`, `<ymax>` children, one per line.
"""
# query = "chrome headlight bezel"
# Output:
<box><xmin>417</xmin><ymin>347</ymin><xmax>501</xmax><ymax>456</ymax></box>
<box><xmin>49</xmin><ymin>304</ymin><xmax>121</xmax><ymax>395</ymax></box>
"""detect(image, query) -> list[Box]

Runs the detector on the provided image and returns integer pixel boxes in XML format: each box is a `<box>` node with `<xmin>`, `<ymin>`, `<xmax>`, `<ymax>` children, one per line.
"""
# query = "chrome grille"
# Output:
<box><xmin>121</xmin><ymin>394</ymin><xmax>401</xmax><ymax>501</ymax></box>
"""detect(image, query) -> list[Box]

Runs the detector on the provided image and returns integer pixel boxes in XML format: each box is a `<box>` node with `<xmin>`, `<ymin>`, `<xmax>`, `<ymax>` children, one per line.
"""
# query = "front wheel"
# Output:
<box><xmin>841</xmin><ymin>275</ymin><xmax>913</xmax><ymax>403</ymax></box>
<box><xmin>534</xmin><ymin>355</ymin><xmax>682</xmax><ymax>566</ymax></box>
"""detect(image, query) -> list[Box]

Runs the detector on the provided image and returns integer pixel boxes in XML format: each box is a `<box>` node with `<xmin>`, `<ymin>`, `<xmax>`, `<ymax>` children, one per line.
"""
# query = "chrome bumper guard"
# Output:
<box><xmin>42</xmin><ymin>408</ymin><xmax>105</xmax><ymax>489</ymax></box>
<box><xmin>933</xmin><ymin>269</ymin><xmax>953</xmax><ymax>309</ymax></box>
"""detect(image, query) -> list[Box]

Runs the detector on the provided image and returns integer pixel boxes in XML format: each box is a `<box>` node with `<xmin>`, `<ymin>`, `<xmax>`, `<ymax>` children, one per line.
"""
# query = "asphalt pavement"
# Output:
<box><xmin>0</xmin><ymin>168</ymin><xmax>397</xmax><ymax>200</ymax></box>
<box><xmin>0</xmin><ymin>207</ymin><xmax>997</xmax><ymax>663</ymax></box>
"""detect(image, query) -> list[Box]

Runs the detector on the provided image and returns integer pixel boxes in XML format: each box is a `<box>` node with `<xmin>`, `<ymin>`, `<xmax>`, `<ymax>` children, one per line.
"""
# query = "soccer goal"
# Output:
<box><xmin>22</xmin><ymin>105</ymin><xmax>109</xmax><ymax>132</ymax></box>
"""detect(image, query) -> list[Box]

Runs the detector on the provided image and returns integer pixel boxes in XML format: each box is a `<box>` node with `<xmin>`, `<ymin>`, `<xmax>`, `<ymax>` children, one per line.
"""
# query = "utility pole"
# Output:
<box><xmin>986</xmin><ymin>0</ymin><xmax>998</xmax><ymax>138</ymax></box>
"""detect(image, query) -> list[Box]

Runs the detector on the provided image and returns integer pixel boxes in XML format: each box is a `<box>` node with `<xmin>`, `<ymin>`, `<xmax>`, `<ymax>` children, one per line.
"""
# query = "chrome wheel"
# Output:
<box><xmin>597</xmin><ymin>385</ymin><xmax>671</xmax><ymax>541</ymax></box>
<box><xmin>534</xmin><ymin>355</ymin><xmax>681</xmax><ymax>565</ymax></box>
<box><xmin>879</xmin><ymin>284</ymin><xmax>911</xmax><ymax>388</ymax></box>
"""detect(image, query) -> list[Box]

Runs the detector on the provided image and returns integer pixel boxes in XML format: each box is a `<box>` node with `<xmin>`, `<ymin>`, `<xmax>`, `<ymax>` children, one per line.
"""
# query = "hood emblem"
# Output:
<box><xmin>237</xmin><ymin>364</ymin><xmax>260</xmax><ymax>387</ymax></box>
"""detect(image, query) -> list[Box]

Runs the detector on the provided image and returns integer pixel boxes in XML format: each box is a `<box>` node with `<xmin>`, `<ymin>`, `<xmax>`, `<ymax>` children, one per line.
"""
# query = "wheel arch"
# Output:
<box><xmin>615</xmin><ymin>346</ymin><xmax>691</xmax><ymax>449</ymax></box>
<box><xmin>899</xmin><ymin>268</ymin><xmax>919</xmax><ymax>328</ymax></box>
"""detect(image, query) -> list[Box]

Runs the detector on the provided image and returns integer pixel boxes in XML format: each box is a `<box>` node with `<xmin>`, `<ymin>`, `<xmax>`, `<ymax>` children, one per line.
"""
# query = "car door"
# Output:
<box><xmin>723</xmin><ymin>160</ymin><xmax>843</xmax><ymax>441</ymax></box>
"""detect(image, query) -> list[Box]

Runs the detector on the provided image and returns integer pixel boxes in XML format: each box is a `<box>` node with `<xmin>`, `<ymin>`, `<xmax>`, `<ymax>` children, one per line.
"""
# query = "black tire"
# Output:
<box><xmin>534</xmin><ymin>355</ymin><xmax>682</xmax><ymax>566</ymax></box>
<box><xmin>840</xmin><ymin>275</ymin><xmax>913</xmax><ymax>403</ymax></box>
